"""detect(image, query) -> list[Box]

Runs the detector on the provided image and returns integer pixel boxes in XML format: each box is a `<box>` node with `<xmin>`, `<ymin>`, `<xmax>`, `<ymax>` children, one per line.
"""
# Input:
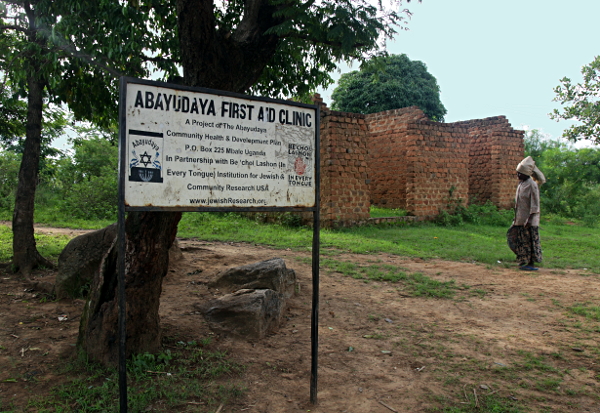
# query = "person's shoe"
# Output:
<box><xmin>519</xmin><ymin>265</ymin><xmax>538</xmax><ymax>271</ymax></box>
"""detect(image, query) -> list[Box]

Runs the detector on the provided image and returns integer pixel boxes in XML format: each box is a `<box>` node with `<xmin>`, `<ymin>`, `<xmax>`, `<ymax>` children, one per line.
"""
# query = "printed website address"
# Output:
<box><xmin>190</xmin><ymin>198</ymin><xmax>267</xmax><ymax>205</ymax></box>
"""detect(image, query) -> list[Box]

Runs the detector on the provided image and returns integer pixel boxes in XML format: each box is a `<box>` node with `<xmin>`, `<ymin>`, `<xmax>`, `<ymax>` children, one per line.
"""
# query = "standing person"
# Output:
<box><xmin>509</xmin><ymin>156</ymin><xmax>546</xmax><ymax>271</ymax></box>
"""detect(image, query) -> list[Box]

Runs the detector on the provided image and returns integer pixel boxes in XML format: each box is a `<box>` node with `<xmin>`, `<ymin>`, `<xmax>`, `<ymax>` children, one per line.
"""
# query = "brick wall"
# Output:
<box><xmin>318</xmin><ymin>108</ymin><xmax>371</xmax><ymax>228</ymax></box>
<box><xmin>313</xmin><ymin>96</ymin><xmax>524</xmax><ymax>226</ymax></box>
<box><xmin>407</xmin><ymin>118</ymin><xmax>471</xmax><ymax>217</ymax></box>
<box><xmin>456</xmin><ymin>117</ymin><xmax>525</xmax><ymax>210</ymax></box>
<box><xmin>365</xmin><ymin>107</ymin><xmax>428</xmax><ymax>210</ymax></box>
<box><xmin>367</xmin><ymin>107</ymin><xmax>471</xmax><ymax>217</ymax></box>
<box><xmin>364</xmin><ymin>108</ymin><xmax>524</xmax><ymax>218</ymax></box>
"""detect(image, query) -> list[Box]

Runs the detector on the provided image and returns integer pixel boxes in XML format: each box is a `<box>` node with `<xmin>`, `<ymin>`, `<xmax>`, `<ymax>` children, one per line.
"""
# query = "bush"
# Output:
<box><xmin>60</xmin><ymin>174</ymin><xmax>118</xmax><ymax>220</ymax></box>
<box><xmin>573</xmin><ymin>185</ymin><xmax>600</xmax><ymax>227</ymax></box>
<box><xmin>436</xmin><ymin>199</ymin><xmax>513</xmax><ymax>227</ymax></box>
<box><xmin>0</xmin><ymin>151</ymin><xmax>20</xmax><ymax>211</ymax></box>
<box><xmin>243</xmin><ymin>211</ymin><xmax>308</xmax><ymax>227</ymax></box>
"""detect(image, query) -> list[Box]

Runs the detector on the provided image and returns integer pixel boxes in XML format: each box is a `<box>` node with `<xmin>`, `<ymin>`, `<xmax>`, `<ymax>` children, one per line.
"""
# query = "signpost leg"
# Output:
<box><xmin>117</xmin><ymin>205</ymin><xmax>128</xmax><ymax>412</ymax></box>
<box><xmin>310</xmin><ymin>209</ymin><xmax>320</xmax><ymax>404</ymax></box>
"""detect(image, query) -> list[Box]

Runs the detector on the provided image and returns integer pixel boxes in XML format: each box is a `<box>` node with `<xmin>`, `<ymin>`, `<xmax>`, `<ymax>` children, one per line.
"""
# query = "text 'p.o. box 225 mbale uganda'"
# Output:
<box><xmin>120</xmin><ymin>78</ymin><xmax>318</xmax><ymax>209</ymax></box>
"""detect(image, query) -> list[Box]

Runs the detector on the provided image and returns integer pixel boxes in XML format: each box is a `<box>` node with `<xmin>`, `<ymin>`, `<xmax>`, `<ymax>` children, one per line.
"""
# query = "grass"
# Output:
<box><xmin>3</xmin><ymin>210</ymin><xmax>600</xmax><ymax>273</ymax></box>
<box><xmin>369</xmin><ymin>206</ymin><xmax>407</xmax><ymax>218</ymax></box>
<box><xmin>27</xmin><ymin>340</ymin><xmax>245</xmax><ymax>412</ymax></box>
<box><xmin>568</xmin><ymin>303</ymin><xmax>600</xmax><ymax>321</ymax></box>
<box><xmin>0</xmin><ymin>225</ymin><xmax>71</xmax><ymax>263</ymax></box>
<box><xmin>176</xmin><ymin>212</ymin><xmax>600</xmax><ymax>272</ymax></box>
<box><xmin>312</xmin><ymin>257</ymin><xmax>459</xmax><ymax>298</ymax></box>
<box><xmin>427</xmin><ymin>393</ymin><xmax>525</xmax><ymax>413</ymax></box>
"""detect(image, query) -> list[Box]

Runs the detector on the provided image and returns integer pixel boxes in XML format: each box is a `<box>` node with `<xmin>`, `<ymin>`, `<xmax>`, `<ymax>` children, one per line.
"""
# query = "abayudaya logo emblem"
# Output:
<box><xmin>128</xmin><ymin>130</ymin><xmax>164</xmax><ymax>183</ymax></box>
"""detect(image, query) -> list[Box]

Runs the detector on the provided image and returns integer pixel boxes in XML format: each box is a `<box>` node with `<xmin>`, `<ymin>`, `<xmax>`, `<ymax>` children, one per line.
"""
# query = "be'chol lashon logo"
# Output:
<box><xmin>128</xmin><ymin>130</ymin><xmax>164</xmax><ymax>183</ymax></box>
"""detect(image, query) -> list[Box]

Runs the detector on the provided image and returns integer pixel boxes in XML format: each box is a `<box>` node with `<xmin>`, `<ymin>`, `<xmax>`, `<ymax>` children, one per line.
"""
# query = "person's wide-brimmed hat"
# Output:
<box><xmin>517</xmin><ymin>156</ymin><xmax>546</xmax><ymax>184</ymax></box>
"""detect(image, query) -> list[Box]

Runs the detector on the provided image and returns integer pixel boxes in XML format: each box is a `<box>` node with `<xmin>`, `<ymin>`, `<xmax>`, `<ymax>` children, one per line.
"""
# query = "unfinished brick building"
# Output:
<box><xmin>314</xmin><ymin>96</ymin><xmax>524</xmax><ymax>228</ymax></box>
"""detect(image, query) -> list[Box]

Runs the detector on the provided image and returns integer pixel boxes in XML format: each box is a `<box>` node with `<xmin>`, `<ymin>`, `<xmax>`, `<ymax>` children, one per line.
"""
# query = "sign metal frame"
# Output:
<box><xmin>117</xmin><ymin>77</ymin><xmax>321</xmax><ymax>411</ymax></box>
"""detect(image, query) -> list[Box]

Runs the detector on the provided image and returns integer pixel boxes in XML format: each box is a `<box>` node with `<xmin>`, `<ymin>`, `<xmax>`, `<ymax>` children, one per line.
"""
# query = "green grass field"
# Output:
<box><xmin>177</xmin><ymin>212</ymin><xmax>600</xmax><ymax>273</ymax></box>
<box><xmin>2</xmin><ymin>210</ymin><xmax>598</xmax><ymax>273</ymax></box>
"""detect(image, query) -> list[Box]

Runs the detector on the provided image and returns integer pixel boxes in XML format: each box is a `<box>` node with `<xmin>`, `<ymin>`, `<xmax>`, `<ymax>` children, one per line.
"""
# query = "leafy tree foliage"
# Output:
<box><xmin>524</xmin><ymin>129</ymin><xmax>600</xmax><ymax>225</ymax></box>
<box><xmin>0</xmin><ymin>124</ymin><xmax>119</xmax><ymax>221</ymax></box>
<box><xmin>0</xmin><ymin>82</ymin><xmax>26</xmax><ymax>142</ymax></box>
<box><xmin>551</xmin><ymin>56</ymin><xmax>600</xmax><ymax>144</ymax></box>
<box><xmin>331</xmin><ymin>53</ymin><xmax>446</xmax><ymax>120</ymax></box>
<box><xmin>523</xmin><ymin>129</ymin><xmax>570</xmax><ymax>163</ymax></box>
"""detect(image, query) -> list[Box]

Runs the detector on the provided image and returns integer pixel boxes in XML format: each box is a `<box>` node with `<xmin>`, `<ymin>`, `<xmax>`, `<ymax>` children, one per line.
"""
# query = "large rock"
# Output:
<box><xmin>54</xmin><ymin>224</ymin><xmax>117</xmax><ymax>298</ymax></box>
<box><xmin>196</xmin><ymin>289</ymin><xmax>285</xmax><ymax>339</ymax></box>
<box><xmin>209</xmin><ymin>258</ymin><xmax>296</xmax><ymax>299</ymax></box>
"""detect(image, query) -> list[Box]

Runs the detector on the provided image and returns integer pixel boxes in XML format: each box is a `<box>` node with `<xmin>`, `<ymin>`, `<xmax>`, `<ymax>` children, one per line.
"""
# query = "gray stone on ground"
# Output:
<box><xmin>54</xmin><ymin>223</ymin><xmax>117</xmax><ymax>299</ymax></box>
<box><xmin>209</xmin><ymin>257</ymin><xmax>296</xmax><ymax>298</ymax></box>
<box><xmin>196</xmin><ymin>289</ymin><xmax>285</xmax><ymax>339</ymax></box>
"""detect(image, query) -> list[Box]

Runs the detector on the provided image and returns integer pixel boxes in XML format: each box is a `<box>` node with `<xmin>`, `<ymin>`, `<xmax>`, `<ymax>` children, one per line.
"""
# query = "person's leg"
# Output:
<box><xmin>514</xmin><ymin>226</ymin><xmax>530</xmax><ymax>267</ymax></box>
<box><xmin>521</xmin><ymin>227</ymin><xmax>540</xmax><ymax>271</ymax></box>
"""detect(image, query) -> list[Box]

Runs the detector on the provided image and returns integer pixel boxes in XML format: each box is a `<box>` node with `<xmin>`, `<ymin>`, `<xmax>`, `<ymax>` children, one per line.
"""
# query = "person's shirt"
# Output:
<box><xmin>514</xmin><ymin>178</ymin><xmax>540</xmax><ymax>226</ymax></box>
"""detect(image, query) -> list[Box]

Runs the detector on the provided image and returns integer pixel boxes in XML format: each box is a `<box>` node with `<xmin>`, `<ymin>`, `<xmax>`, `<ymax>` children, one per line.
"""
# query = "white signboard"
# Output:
<box><xmin>121</xmin><ymin>80</ymin><xmax>317</xmax><ymax>208</ymax></box>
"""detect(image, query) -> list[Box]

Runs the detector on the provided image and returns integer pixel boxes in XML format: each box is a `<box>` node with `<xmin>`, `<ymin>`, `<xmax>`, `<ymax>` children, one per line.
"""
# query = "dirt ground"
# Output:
<box><xmin>1</xmin><ymin>225</ymin><xmax>599</xmax><ymax>412</ymax></box>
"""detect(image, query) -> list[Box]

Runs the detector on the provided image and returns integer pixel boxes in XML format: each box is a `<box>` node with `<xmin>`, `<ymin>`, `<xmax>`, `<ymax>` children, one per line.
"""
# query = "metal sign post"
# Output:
<box><xmin>117</xmin><ymin>77</ymin><xmax>321</xmax><ymax>411</ymax></box>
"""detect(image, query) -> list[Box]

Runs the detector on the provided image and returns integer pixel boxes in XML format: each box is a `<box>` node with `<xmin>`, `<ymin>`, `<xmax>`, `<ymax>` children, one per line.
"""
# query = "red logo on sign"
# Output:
<box><xmin>294</xmin><ymin>157</ymin><xmax>306</xmax><ymax>175</ymax></box>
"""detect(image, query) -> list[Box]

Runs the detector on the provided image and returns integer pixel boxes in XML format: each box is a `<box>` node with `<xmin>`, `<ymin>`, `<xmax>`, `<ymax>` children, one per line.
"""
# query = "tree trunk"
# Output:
<box><xmin>176</xmin><ymin>0</ymin><xmax>281</xmax><ymax>92</ymax></box>
<box><xmin>78</xmin><ymin>211</ymin><xmax>181</xmax><ymax>366</ymax></box>
<box><xmin>11</xmin><ymin>73</ymin><xmax>54</xmax><ymax>276</ymax></box>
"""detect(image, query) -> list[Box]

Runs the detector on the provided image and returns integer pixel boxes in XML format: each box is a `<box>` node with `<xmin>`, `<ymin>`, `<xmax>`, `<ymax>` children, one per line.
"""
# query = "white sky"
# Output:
<box><xmin>318</xmin><ymin>0</ymin><xmax>599</xmax><ymax>146</ymax></box>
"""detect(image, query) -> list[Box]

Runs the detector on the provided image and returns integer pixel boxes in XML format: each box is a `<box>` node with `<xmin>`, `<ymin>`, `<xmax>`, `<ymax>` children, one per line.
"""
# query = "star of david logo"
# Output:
<box><xmin>139</xmin><ymin>151</ymin><xmax>152</xmax><ymax>167</ymax></box>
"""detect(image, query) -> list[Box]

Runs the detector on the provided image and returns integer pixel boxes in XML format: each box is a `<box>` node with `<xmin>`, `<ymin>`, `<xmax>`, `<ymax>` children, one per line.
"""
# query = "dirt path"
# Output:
<box><xmin>1</xmin><ymin>227</ymin><xmax>599</xmax><ymax>412</ymax></box>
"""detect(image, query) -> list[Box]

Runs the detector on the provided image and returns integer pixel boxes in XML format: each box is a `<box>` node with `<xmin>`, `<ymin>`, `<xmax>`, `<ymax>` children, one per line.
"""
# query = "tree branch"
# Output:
<box><xmin>140</xmin><ymin>54</ymin><xmax>179</xmax><ymax>65</ymax></box>
<box><xmin>281</xmin><ymin>32</ymin><xmax>367</xmax><ymax>49</ymax></box>
<box><xmin>31</xmin><ymin>24</ymin><xmax>124</xmax><ymax>78</ymax></box>
<box><xmin>0</xmin><ymin>24</ymin><xmax>29</xmax><ymax>33</ymax></box>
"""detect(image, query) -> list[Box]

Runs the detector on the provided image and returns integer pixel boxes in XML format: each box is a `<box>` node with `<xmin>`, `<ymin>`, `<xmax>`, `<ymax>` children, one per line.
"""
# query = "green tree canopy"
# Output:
<box><xmin>523</xmin><ymin>129</ymin><xmax>600</xmax><ymax>224</ymax></box>
<box><xmin>550</xmin><ymin>55</ymin><xmax>600</xmax><ymax>144</ymax></box>
<box><xmin>330</xmin><ymin>53</ymin><xmax>447</xmax><ymax>120</ymax></box>
<box><xmin>0</xmin><ymin>0</ymin><xmax>159</xmax><ymax>274</ymax></box>
<box><xmin>523</xmin><ymin>128</ymin><xmax>570</xmax><ymax>164</ymax></box>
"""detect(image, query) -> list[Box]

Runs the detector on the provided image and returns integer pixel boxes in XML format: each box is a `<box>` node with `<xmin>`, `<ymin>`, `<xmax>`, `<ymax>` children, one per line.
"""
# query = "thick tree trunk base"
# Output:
<box><xmin>77</xmin><ymin>211</ymin><xmax>181</xmax><ymax>367</ymax></box>
<box><xmin>12</xmin><ymin>248</ymin><xmax>56</xmax><ymax>278</ymax></box>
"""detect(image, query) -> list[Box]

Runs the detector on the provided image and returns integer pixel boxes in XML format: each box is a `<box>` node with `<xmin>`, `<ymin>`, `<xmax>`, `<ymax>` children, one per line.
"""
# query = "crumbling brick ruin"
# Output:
<box><xmin>312</xmin><ymin>95</ymin><xmax>524</xmax><ymax>228</ymax></box>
